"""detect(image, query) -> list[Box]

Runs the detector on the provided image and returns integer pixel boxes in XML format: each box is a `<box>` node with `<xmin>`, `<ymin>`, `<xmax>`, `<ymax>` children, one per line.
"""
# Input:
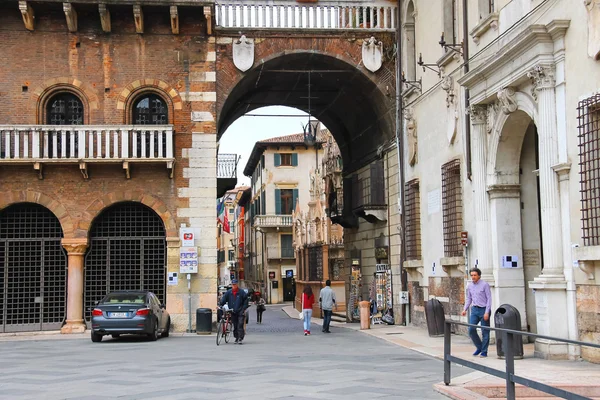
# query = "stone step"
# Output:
<box><xmin>435</xmin><ymin>382</ymin><xmax>600</xmax><ymax>400</ymax></box>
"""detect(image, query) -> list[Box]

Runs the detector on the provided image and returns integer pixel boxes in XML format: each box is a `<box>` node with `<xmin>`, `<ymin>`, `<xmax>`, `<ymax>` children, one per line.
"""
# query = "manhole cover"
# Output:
<box><xmin>197</xmin><ymin>371</ymin><xmax>240</xmax><ymax>376</ymax></box>
<box><xmin>385</xmin><ymin>332</ymin><xmax>404</xmax><ymax>335</ymax></box>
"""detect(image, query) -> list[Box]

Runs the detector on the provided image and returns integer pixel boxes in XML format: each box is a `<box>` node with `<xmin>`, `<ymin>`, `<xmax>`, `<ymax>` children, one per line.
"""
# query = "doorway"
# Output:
<box><xmin>282</xmin><ymin>277</ymin><xmax>294</xmax><ymax>302</ymax></box>
<box><xmin>519</xmin><ymin>122</ymin><xmax>542</xmax><ymax>334</ymax></box>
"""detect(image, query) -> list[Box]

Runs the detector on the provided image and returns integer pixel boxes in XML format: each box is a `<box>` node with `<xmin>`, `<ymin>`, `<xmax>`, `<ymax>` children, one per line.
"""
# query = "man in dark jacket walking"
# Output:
<box><xmin>219</xmin><ymin>279</ymin><xmax>249</xmax><ymax>344</ymax></box>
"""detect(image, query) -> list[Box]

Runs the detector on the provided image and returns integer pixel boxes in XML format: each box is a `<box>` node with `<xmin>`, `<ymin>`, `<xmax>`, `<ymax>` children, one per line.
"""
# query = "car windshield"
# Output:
<box><xmin>102</xmin><ymin>293</ymin><xmax>146</xmax><ymax>304</ymax></box>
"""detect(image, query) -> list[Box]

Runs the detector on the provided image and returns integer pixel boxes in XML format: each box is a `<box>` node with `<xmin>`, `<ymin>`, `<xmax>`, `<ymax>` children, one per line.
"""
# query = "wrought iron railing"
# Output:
<box><xmin>215</xmin><ymin>1</ymin><xmax>397</xmax><ymax>31</ymax></box>
<box><xmin>0</xmin><ymin>125</ymin><xmax>174</xmax><ymax>161</ymax></box>
<box><xmin>443</xmin><ymin>320</ymin><xmax>600</xmax><ymax>400</ymax></box>
<box><xmin>217</xmin><ymin>153</ymin><xmax>239</xmax><ymax>179</ymax></box>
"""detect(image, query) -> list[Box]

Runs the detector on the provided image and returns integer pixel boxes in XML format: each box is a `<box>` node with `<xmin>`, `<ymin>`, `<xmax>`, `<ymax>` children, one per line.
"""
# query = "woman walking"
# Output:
<box><xmin>255</xmin><ymin>292</ymin><xmax>266</xmax><ymax>324</ymax></box>
<box><xmin>302</xmin><ymin>286</ymin><xmax>315</xmax><ymax>335</ymax></box>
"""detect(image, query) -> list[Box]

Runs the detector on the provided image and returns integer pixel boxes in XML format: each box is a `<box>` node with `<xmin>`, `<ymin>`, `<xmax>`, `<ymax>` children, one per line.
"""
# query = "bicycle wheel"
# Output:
<box><xmin>224</xmin><ymin>320</ymin><xmax>233</xmax><ymax>343</ymax></box>
<box><xmin>216</xmin><ymin>320</ymin><xmax>224</xmax><ymax>346</ymax></box>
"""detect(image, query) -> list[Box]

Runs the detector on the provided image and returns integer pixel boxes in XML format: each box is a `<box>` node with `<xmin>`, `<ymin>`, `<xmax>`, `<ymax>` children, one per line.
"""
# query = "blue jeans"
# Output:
<box><xmin>303</xmin><ymin>309</ymin><xmax>312</xmax><ymax>331</ymax></box>
<box><xmin>323</xmin><ymin>310</ymin><xmax>332</xmax><ymax>331</ymax></box>
<box><xmin>468</xmin><ymin>306</ymin><xmax>490</xmax><ymax>354</ymax></box>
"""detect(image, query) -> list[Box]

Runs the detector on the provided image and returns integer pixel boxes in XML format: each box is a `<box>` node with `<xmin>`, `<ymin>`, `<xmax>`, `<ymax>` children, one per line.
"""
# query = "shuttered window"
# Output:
<box><xmin>275</xmin><ymin>188</ymin><xmax>298</xmax><ymax>214</ymax></box>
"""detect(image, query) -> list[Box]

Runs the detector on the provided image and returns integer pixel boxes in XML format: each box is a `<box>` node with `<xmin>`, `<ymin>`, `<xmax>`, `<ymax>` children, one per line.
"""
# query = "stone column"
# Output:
<box><xmin>468</xmin><ymin>105</ymin><xmax>493</xmax><ymax>283</ymax></box>
<box><xmin>527</xmin><ymin>64</ymin><xmax>569</xmax><ymax>359</ymax></box>
<box><xmin>61</xmin><ymin>238</ymin><xmax>88</xmax><ymax>334</ymax></box>
<box><xmin>527</xmin><ymin>65</ymin><xmax>564</xmax><ymax>280</ymax></box>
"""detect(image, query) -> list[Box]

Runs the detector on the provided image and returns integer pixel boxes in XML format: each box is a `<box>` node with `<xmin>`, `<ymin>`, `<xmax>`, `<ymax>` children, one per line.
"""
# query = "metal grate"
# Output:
<box><xmin>84</xmin><ymin>202</ymin><xmax>166</xmax><ymax>324</ymax></box>
<box><xmin>0</xmin><ymin>204</ymin><xmax>66</xmax><ymax>333</ymax></box>
<box><xmin>578</xmin><ymin>93</ymin><xmax>600</xmax><ymax>246</ymax></box>
<box><xmin>405</xmin><ymin>179</ymin><xmax>421</xmax><ymax>260</ymax></box>
<box><xmin>308</xmin><ymin>246</ymin><xmax>323</xmax><ymax>281</ymax></box>
<box><xmin>441</xmin><ymin>160</ymin><xmax>463</xmax><ymax>257</ymax></box>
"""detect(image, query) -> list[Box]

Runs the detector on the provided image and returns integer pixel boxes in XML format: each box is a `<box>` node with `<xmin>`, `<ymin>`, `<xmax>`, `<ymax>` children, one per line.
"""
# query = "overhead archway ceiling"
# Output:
<box><xmin>218</xmin><ymin>52</ymin><xmax>395</xmax><ymax>173</ymax></box>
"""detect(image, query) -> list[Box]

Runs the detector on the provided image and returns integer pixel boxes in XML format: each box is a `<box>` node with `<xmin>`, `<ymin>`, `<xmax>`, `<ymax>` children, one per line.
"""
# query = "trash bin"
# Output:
<box><xmin>425</xmin><ymin>298</ymin><xmax>445</xmax><ymax>337</ymax></box>
<box><xmin>196</xmin><ymin>308</ymin><xmax>212</xmax><ymax>335</ymax></box>
<box><xmin>494</xmin><ymin>304</ymin><xmax>524</xmax><ymax>359</ymax></box>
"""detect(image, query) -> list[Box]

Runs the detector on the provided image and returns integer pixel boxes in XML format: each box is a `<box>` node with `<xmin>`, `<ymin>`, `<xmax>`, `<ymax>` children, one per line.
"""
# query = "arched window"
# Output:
<box><xmin>133</xmin><ymin>94</ymin><xmax>168</xmax><ymax>125</ymax></box>
<box><xmin>443</xmin><ymin>0</ymin><xmax>457</xmax><ymax>48</ymax></box>
<box><xmin>405</xmin><ymin>1</ymin><xmax>417</xmax><ymax>82</ymax></box>
<box><xmin>46</xmin><ymin>92</ymin><xmax>84</xmax><ymax>125</ymax></box>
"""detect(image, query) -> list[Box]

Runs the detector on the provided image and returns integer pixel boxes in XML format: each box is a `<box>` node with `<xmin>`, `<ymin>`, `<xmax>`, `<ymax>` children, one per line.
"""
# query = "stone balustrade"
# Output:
<box><xmin>0</xmin><ymin>125</ymin><xmax>174</xmax><ymax>178</ymax></box>
<box><xmin>254</xmin><ymin>214</ymin><xmax>293</xmax><ymax>228</ymax></box>
<box><xmin>215</xmin><ymin>1</ymin><xmax>397</xmax><ymax>31</ymax></box>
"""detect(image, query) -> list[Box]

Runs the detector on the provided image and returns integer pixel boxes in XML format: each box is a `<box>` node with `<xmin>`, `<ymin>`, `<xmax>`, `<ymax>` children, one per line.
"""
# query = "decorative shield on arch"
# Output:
<box><xmin>362</xmin><ymin>37</ymin><xmax>383</xmax><ymax>73</ymax></box>
<box><xmin>233</xmin><ymin>35</ymin><xmax>254</xmax><ymax>72</ymax></box>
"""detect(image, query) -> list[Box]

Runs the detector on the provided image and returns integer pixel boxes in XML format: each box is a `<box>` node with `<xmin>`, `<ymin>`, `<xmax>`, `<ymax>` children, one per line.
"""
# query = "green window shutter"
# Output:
<box><xmin>292</xmin><ymin>189</ymin><xmax>298</xmax><ymax>210</ymax></box>
<box><xmin>274</xmin><ymin>153</ymin><xmax>281</xmax><ymax>167</ymax></box>
<box><xmin>291</xmin><ymin>153</ymin><xmax>298</xmax><ymax>166</ymax></box>
<box><xmin>275</xmin><ymin>189</ymin><xmax>282</xmax><ymax>215</ymax></box>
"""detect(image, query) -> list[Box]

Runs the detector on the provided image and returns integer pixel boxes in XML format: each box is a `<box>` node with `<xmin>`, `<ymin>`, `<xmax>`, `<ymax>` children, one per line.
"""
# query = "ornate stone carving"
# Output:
<box><xmin>585</xmin><ymin>0</ymin><xmax>600</xmax><ymax>60</ymax></box>
<box><xmin>441</xmin><ymin>75</ymin><xmax>455</xmax><ymax>108</ymax></box>
<box><xmin>404</xmin><ymin>107</ymin><xmax>417</xmax><ymax>166</ymax></box>
<box><xmin>362</xmin><ymin>37</ymin><xmax>383</xmax><ymax>73</ymax></box>
<box><xmin>233</xmin><ymin>35</ymin><xmax>254</xmax><ymax>72</ymax></box>
<box><xmin>486</xmin><ymin>102</ymin><xmax>500</xmax><ymax>135</ymax></box>
<box><xmin>19</xmin><ymin>1</ymin><xmax>35</xmax><ymax>31</ymax></box>
<box><xmin>62</xmin><ymin>238</ymin><xmax>88</xmax><ymax>255</ymax></box>
<box><xmin>468</xmin><ymin>105</ymin><xmax>487</xmax><ymax>125</ymax></box>
<box><xmin>527</xmin><ymin>65</ymin><xmax>556</xmax><ymax>101</ymax></box>
<box><xmin>497</xmin><ymin>87</ymin><xmax>518</xmax><ymax>114</ymax></box>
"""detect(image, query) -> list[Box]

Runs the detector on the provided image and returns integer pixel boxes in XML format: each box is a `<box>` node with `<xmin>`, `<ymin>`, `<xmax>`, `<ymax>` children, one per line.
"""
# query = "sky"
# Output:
<box><xmin>218</xmin><ymin>106</ymin><xmax>311</xmax><ymax>186</ymax></box>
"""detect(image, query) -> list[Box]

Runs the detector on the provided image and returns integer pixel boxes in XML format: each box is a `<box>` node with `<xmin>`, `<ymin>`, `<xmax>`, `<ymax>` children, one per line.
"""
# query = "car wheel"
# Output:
<box><xmin>161</xmin><ymin>317</ymin><xmax>170</xmax><ymax>338</ymax></box>
<box><xmin>148</xmin><ymin>320</ymin><xmax>158</xmax><ymax>341</ymax></box>
<box><xmin>111</xmin><ymin>334</ymin><xmax>120</xmax><ymax>339</ymax></box>
<box><xmin>91</xmin><ymin>332</ymin><xmax>103</xmax><ymax>343</ymax></box>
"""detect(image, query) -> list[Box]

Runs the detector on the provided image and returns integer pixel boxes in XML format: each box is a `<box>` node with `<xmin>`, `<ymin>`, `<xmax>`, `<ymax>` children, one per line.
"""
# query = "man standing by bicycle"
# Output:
<box><xmin>219</xmin><ymin>279</ymin><xmax>249</xmax><ymax>344</ymax></box>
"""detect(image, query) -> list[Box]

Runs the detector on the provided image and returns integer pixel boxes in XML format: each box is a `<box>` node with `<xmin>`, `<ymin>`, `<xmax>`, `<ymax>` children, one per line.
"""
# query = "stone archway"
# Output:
<box><xmin>489</xmin><ymin>109</ymin><xmax>540</xmax><ymax>334</ymax></box>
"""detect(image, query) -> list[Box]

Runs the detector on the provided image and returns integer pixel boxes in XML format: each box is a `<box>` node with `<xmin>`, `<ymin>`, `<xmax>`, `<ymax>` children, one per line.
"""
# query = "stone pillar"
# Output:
<box><xmin>61</xmin><ymin>238</ymin><xmax>88</xmax><ymax>334</ymax></box>
<box><xmin>322</xmin><ymin>244</ymin><xmax>330</xmax><ymax>281</ymax></box>
<box><xmin>468</xmin><ymin>105</ymin><xmax>493</xmax><ymax>283</ymax></box>
<box><xmin>527</xmin><ymin>64</ymin><xmax>569</xmax><ymax>359</ymax></box>
<box><xmin>488</xmin><ymin>185</ymin><xmax>527</xmax><ymax>331</ymax></box>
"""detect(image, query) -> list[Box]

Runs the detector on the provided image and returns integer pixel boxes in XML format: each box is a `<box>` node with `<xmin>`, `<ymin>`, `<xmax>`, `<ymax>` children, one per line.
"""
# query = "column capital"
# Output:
<box><xmin>527</xmin><ymin>64</ymin><xmax>556</xmax><ymax>99</ymax></box>
<box><xmin>61</xmin><ymin>238</ymin><xmax>88</xmax><ymax>255</ymax></box>
<box><xmin>487</xmin><ymin>184</ymin><xmax>521</xmax><ymax>199</ymax></box>
<box><xmin>468</xmin><ymin>105</ymin><xmax>487</xmax><ymax>125</ymax></box>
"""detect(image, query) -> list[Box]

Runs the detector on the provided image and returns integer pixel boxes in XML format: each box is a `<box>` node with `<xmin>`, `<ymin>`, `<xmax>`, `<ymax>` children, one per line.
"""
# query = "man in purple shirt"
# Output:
<box><xmin>461</xmin><ymin>268</ymin><xmax>492</xmax><ymax>357</ymax></box>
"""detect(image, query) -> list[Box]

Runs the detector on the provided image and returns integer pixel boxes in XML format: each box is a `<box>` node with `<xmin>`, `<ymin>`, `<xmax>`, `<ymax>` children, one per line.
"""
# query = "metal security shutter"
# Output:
<box><xmin>0</xmin><ymin>204</ymin><xmax>66</xmax><ymax>333</ymax></box>
<box><xmin>84</xmin><ymin>202</ymin><xmax>166</xmax><ymax>325</ymax></box>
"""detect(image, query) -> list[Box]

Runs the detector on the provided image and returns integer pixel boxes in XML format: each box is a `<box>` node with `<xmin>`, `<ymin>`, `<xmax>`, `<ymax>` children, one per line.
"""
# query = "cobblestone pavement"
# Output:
<box><xmin>0</xmin><ymin>306</ymin><xmax>471</xmax><ymax>400</ymax></box>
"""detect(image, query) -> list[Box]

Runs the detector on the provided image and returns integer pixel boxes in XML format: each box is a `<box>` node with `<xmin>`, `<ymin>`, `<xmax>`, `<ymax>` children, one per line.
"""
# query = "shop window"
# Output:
<box><xmin>441</xmin><ymin>159</ymin><xmax>463</xmax><ymax>257</ymax></box>
<box><xmin>405</xmin><ymin>179</ymin><xmax>422</xmax><ymax>260</ymax></box>
<box><xmin>578</xmin><ymin>94</ymin><xmax>600</xmax><ymax>246</ymax></box>
<box><xmin>46</xmin><ymin>92</ymin><xmax>84</xmax><ymax>125</ymax></box>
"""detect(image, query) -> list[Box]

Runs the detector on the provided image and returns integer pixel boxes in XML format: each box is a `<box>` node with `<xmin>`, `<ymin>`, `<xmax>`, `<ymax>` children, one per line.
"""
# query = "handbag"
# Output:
<box><xmin>299</xmin><ymin>294</ymin><xmax>304</xmax><ymax>320</ymax></box>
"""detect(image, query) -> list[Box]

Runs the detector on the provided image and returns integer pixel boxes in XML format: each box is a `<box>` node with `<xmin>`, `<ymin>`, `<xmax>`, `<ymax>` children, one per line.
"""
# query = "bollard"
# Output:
<box><xmin>359</xmin><ymin>301</ymin><xmax>371</xmax><ymax>330</ymax></box>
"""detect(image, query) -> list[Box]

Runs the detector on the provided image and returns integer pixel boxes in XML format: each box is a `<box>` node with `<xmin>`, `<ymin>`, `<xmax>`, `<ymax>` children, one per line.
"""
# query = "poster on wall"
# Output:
<box><xmin>180</xmin><ymin>228</ymin><xmax>196</xmax><ymax>246</ymax></box>
<box><xmin>179</xmin><ymin>247</ymin><xmax>198</xmax><ymax>273</ymax></box>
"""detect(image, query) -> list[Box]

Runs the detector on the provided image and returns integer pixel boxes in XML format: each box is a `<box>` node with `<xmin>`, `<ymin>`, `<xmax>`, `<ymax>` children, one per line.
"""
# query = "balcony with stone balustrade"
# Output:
<box><xmin>0</xmin><ymin>125</ymin><xmax>174</xmax><ymax>179</ymax></box>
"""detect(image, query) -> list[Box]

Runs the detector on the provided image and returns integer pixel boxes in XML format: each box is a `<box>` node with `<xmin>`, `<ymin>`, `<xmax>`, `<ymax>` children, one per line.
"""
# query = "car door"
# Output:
<box><xmin>150</xmin><ymin>293</ymin><xmax>164</xmax><ymax>329</ymax></box>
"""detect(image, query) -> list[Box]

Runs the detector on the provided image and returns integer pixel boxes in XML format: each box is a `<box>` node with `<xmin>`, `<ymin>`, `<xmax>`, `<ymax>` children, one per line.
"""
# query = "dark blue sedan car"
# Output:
<box><xmin>90</xmin><ymin>291</ymin><xmax>170</xmax><ymax>342</ymax></box>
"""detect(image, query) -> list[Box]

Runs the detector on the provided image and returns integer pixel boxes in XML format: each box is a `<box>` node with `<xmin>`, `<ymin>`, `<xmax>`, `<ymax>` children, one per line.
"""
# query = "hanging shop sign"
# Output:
<box><xmin>375</xmin><ymin>263</ymin><xmax>390</xmax><ymax>273</ymax></box>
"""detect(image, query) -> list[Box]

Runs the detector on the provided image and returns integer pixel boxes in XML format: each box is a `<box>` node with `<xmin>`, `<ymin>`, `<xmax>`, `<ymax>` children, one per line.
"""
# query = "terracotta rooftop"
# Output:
<box><xmin>257</xmin><ymin>131</ymin><xmax>328</xmax><ymax>144</ymax></box>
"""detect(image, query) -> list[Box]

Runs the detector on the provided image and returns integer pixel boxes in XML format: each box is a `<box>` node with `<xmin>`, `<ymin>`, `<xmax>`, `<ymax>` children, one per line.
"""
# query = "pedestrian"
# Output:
<box><xmin>462</xmin><ymin>268</ymin><xmax>492</xmax><ymax>357</ymax></box>
<box><xmin>301</xmin><ymin>286</ymin><xmax>315</xmax><ymax>335</ymax></box>
<box><xmin>319</xmin><ymin>280</ymin><xmax>336</xmax><ymax>333</ymax></box>
<box><xmin>219</xmin><ymin>279</ymin><xmax>249</xmax><ymax>345</ymax></box>
<box><xmin>255</xmin><ymin>291</ymin><xmax>266</xmax><ymax>324</ymax></box>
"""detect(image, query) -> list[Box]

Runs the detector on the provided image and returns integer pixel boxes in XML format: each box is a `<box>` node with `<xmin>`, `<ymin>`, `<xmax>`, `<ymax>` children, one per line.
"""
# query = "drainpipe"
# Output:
<box><xmin>396</xmin><ymin>0</ymin><xmax>408</xmax><ymax>326</ymax></box>
<box><xmin>463</xmin><ymin>0</ymin><xmax>472</xmax><ymax>180</ymax></box>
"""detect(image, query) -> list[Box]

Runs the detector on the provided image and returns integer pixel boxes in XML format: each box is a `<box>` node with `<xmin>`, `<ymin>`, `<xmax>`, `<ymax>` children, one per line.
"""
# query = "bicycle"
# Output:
<box><xmin>216</xmin><ymin>306</ymin><xmax>233</xmax><ymax>346</ymax></box>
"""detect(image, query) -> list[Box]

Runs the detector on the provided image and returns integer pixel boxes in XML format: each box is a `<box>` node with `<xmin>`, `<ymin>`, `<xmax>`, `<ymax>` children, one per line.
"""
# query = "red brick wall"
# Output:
<box><xmin>0</xmin><ymin>3</ymin><xmax>213</xmax><ymax>234</ymax></box>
